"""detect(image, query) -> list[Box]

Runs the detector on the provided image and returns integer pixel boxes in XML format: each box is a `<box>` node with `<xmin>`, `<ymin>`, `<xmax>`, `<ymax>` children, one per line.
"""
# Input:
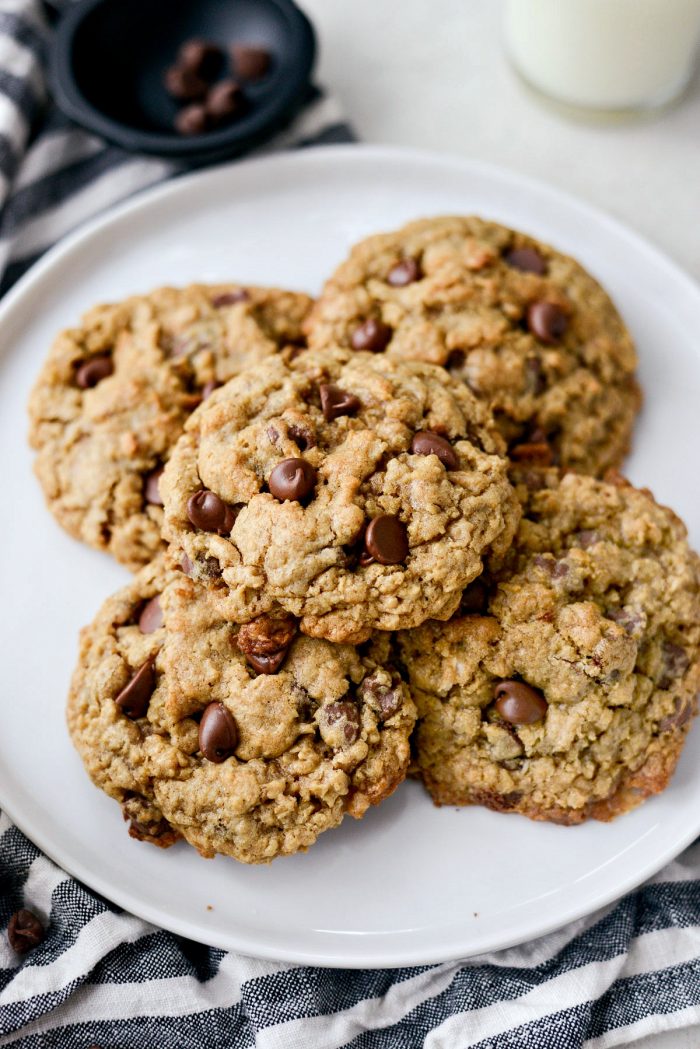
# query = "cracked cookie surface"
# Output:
<box><xmin>399</xmin><ymin>469</ymin><xmax>700</xmax><ymax>823</ymax></box>
<box><xmin>160</xmin><ymin>347</ymin><xmax>520</xmax><ymax>642</ymax></box>
<box><xmin>305</xmin><ymin>216</ymin><xmax>640</xmax><ymax>477</ymax></box>
<box><xmin>29</xmin><ymin>283</ymin><xmax>313</xmax><ymax>569</ymax></box>
<box><xmin>67</xmin><ymin>556</ymin><xmax>416</xmax><ymax>864</ymax></box>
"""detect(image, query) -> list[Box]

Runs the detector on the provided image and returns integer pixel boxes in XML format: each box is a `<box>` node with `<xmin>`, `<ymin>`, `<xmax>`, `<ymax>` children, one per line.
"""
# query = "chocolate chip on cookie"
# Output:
<box><xmin>319</xmin><ymin>383</ymin><xmax>361</xmax><ymax>421</ymax></box>
<box><xmin>76</xmin><ymin>355</ymin><xmax>113</xmax><ymax>389</ymax></box>
<box><xmin>115</xmin><ymin>657</ymin><xmax>156</xmax><ymax>719</ymax></box>
<box><xmin>387</xmin><ymin>257</ymin><xmax>421</xmax><ymax>286</ymax></box>
<box><xmin>504</xmin><ymin>247</ymin><xmax>547</xmax><ymax>275</ymax></box>
<box><xmin>526</xmin><ymin>301</ymin><xmax>568</xmax><ymax>344</ymax></box>
<box><xmin>363</xmin><ymin>515</ymin><xmax>408</xmax><ymax>566</ymax></box>
<box><xmin>138</xmin><ymin>596</ymin><xmax>163</xmax><ymax>634</ymax></box>
<box><xmin>199</xmin><ymin>701</ymin><xmax>238</xmax><ymax>763</ymax></box>
<box><xmin>187</xmin><ymin>490</ymin><xmax>236</xmax><ymax>534</ymax></box>
<box><xmin>493</xmin><ymin>680</ymin><xmax>548</xmax><ymax>725</ymax></box>
<box><xmin>350</xmin><ymin>318</ymin><xmax>392</xmax><ymax>353</ymax></box>
<box><xmin>144</xmin><ymin>467</ymin><xmax>164</xmax><ymax>507</ymax></box>
<box><xmin>268</xmin><ymin>458</ymin><xmax>316</xmax><ymax>502</ymax></box>
<box><xmin>411</xmin><ymin>431</ymin><xmax>459</xmax><ymax>469</ymax></box>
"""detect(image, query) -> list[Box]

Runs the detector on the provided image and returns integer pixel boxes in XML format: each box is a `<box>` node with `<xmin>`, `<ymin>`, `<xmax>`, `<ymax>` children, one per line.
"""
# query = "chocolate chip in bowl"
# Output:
<box><xmin>50</xmin><ymin>0</ymin><xmax>315</xmax><ymax>163</ymax></box>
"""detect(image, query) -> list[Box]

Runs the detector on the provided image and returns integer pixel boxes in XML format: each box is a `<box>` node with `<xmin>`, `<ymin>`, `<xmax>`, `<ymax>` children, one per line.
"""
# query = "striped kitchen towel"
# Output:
<box><xmin>2</xmin><ymin>1</ymin><xmax>700</xmax><ymax>1047</ymax></box>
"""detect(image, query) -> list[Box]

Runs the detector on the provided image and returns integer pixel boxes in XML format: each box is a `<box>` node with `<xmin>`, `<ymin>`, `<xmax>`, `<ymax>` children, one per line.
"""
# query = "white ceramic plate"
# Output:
<box><xmin>1</xmin><ymin>146</ymin><xmax>700</xmax><ymax>969</ymax></box>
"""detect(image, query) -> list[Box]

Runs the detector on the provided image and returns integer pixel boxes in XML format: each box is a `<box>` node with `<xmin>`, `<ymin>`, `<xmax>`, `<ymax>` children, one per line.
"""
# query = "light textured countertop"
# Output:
<box><xmin>301</xmin><ymin>0</ymin><xmax>700</xmax><ymax>283</ymax></box>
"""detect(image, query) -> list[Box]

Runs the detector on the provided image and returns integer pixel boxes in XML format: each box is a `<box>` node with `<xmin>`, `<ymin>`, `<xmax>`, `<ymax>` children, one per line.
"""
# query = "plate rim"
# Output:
<box><xmin>2</xmin><ymin>143</ymin><xmax>700</xmax><ymax>968</ymax></box>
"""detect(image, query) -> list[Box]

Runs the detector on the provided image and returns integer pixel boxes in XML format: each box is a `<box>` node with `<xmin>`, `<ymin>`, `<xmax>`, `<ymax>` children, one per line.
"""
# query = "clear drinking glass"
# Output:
<box><xmin>504</xmin><ymin>0</ymin><xmax>700</xmax><ymax>117</ymax></box>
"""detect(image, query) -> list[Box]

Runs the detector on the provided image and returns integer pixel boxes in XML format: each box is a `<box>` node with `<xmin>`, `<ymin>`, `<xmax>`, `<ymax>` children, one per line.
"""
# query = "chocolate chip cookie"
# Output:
<box><xmin>160</xmin><ymin>347</ymin><xmax>520</xmax><ymax>643</ymax></box>
<box><xmin>67</xmin><ymin>555</ymin><xmax>416</xmax><ymax>863</ymax></box>
<box><xmin>29</xmin><ymin>284</ymin><xmax>313</xmax><ymax>569</ymax></box>
<box><xmin>399</xmin><ymin>469</ymin><xmax>700</xmax><ymax>823</ymax></box>
<box><xmin>305</xmin><ymin>216</ymin><xmax>641</xmax><ymax>477</ymax></box>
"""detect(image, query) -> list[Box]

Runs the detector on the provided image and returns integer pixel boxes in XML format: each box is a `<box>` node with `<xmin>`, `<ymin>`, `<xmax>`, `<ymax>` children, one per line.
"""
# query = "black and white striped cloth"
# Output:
<box><xmin>2</xmin><ymin>1</ymin><xmax>700</xmax><ymax>1046</ymax></box>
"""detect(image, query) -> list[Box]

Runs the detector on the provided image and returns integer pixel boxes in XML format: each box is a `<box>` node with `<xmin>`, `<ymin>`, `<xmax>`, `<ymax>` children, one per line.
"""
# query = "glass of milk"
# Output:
<box><xmin>504</xmin><ymin>0</ymin><xmax>700</xmax><ymax>115</ymax></box>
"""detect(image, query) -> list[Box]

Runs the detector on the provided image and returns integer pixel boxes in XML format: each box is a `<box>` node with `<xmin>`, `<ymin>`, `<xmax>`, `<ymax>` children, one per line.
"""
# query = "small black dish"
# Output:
<box><xmin>50</xmin><ymin>0</ymin><xmax>316</xmax><ymax>164</ymax></box>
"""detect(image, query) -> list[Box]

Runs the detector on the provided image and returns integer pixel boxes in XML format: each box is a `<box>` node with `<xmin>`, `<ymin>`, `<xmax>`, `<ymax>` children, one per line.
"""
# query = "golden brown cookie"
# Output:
<box><xmin>67</xmin><ymin>556</ymin><xmax>416</xmax><ymax>864</ymax></box>
<box><xmin>305</xmin><ymin>216</ymin><xmax>640</xmax><ymax>476</ymax></box>
<box><xmin>399</xmin><ymin>469</ymin><xmax>700</xmax><ymax>824</ymax></box>
<box><xmin>29</xmin><ymin>284</ymin><xmax>313</xmax><ymax>569</ymax></box>
<box><xmin>160</xmin><ymin>346</ymin><xmax>520</xmax><ymax>643</ymax></box>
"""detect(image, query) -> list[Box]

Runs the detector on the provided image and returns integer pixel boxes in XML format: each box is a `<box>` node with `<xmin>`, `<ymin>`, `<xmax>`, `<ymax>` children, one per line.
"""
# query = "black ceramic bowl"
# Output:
<box><xmin>50</xmin><ymin>0</ymin><xmax>316</xmax><ymax>163</ymax></box>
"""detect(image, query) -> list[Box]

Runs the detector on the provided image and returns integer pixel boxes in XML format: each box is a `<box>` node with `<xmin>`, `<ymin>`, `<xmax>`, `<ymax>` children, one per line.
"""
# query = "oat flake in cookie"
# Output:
<box><xmin>305</xmin><ymin>216</ymin><xmax>641</xmax><ymax>477</ymax></box>
<box><xmin>398</xmin><ymin>469</ymin><xmax>700</xmax><ymax>824</ymax></box>
<box><xmin>28</xmin><ymin>284</ymin><xmax>313</xmax><ymax>569</ymax></box>
<box><xmin>160</xmin><ymin>347</ymin><xmax>520</xmax><ymax>643</ymax></box>
<box><xmin>66</xmin><ymin>556</ymin><xmax>416</xmax><ymax>864</ymax></box>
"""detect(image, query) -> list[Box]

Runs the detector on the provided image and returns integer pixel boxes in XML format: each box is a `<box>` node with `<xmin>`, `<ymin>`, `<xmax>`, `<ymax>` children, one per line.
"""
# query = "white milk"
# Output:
<box><xmin>505</xmin><ymin>0</ymin><xmax>700</xmax><ymax>112</ymax></box>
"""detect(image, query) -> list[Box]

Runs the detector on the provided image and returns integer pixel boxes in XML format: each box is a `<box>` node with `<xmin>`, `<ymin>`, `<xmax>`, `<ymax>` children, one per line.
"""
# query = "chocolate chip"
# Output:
<box><xmin>7</xmin><ymin>909</ymin><xmax>45</xmax><ymax>954</ymax></box>
<box><xmin>387</xmin><ymin>257</ymin><xmax>421</xmax><ymax>286</ymax></box>
<box><xmin>659</xmin><ymin>642</ymin><xmax>690</xmax><ymax>689</ymax></box>
<box><xmin>504</xmin><ymin>247</ymin><xmax>547</xmax><ymax>275</ymax></box>
<box><xmin>181</xmin><ymin>553</ymin><xmax>193</xmax><ymax>575</ymax></box>
<box><xmin>201</xmin><ymin>380</ymin><xmax>220</xmax><ymax>400</ymax></box>
<box><xmin>608</xmin><ymin>607</ymin><xmax>644</xmax><ymax>636</ymax></box>
<box><xmin>211</xmin><ymin>288</ymin><xmax>249</xmax><ymax>307</ymax></box>
<box><xmin>187</xmin><ymin>490</ymin><xmax>236</xmax><ymax>534</ymax></box>
<box><xmin>246</xmin><ymin>650</ymin><xmax>288</xmax><ymax>674</ymax></box>
<box><xmin>175</xmin><ymin>103</ymin><xmax>209</xmax><ymax>136</ymax></box>
<box><xmin>524</xmin><ymin>356</ymin><xmax>547</xmax><ymax>396</ymax></box>
<box><xmin>205</xmin><ymin>79</ymin><xmax>245</xmax><ymax>124</ymax></box>
<box><xmin>320</xmin><ymin>701</ymin><xmax>361</xmax><ymax>746</ymax></box>
<box><xmin>659</xmin><ymin>696</ymin><xmax>694</xmax><ymax>732</ymax></box>
<box><xmin>533</xmin><ymin>554</ymin><xmax>569</xmax><ymax>579</ymax></box>
<box><xmin>363</xmin><ymin>515</ymin><xmax>409</xmax><ymax>565</ymax></box>
<box><xmin>573</xmin><ymin>529</ymin><xmax>601</xmax><ymax>549</ymax></box>
<box><xmin>231</xmin><ymin>43</ymin><xmax>271</xmax><ymax>81</ymax></box>
<box><xmin>287</xmin><ymin>423</ymin><xmax>314</xmax><ymax>452</ymax></box>
<box><xmin>144</xmin><ymin>468</ymin><xmax>164</xmax><ymax>506</ymax></box>
<box><xmin>178</xmin><ymin>39</ymin><xmax>222</xmax><ymax>79</ymax></box>
<box><xmin>268</xmin><ymin>458</ymin><xmax>316</xmax><ymax>502</ymax></box>
<box><xmin>351</xmin><ymin>318</ymin><xmax>392</xmax><ymax>353</ymax></box>
<box><xmin>411</xmin><ymin>431</ymin><xmax>459</xmax><ymax>469</ymax></box>
<box><xmin>493</xmin><ymin>680</ymin><xmax>548</xmax><ymax>725</ymax></box>
<box><xmin>460</xmin><ymin>578</ymin><xmax>489</xmax><ymax>614</ymax></box>
<box><xmin>115</xmin><ymin>657</ymin><xmax>156</xmax><ymax>719</ymax></box>
<box><xmin>138</xmin><ymin>596</ymin><xmax>163</xmax><ymax>634</ymax></box>
<box><xmin>164</xmin><ymin>65</ymin><xmax>207</xmax><ymax>101</ymax></box>
<box><xmin>76</xmin><ymin>354</ymin><xmax>113</xmax><ymax>388</ymax></box>
<box><xmin>319</xmin><ymin>383</ymin><xmax>361</xmax><ymax>422</ymax></box>
<box><xmin>199</xmin><ymin>701</ymin><xmax>238</xmax><ymax>763</ymax></box>
<box><xmin>359</xmin><ymin>673</ymin><xmax>403</xmax><ymax>720</ymax></box>
<box><xmin>526</xmin><ymin>301</ymin><xmax>568</xmax><ymax>344</ymax></box>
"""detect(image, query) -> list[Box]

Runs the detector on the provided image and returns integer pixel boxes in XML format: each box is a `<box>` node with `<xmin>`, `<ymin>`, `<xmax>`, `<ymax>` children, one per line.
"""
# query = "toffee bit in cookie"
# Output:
<box><xmin>504</xmin><ymin>247</ymin><xmax>547</xmax><ymax>275</ymax></box>
<box><xmin>187</xmin><ymin>490</ymin><xmax>236</xmax><ymax>535</ymax></box>
<box><xmin>387</xmin><ymin>257</ymin><xmax>421</xmax><ymax>286</ymax></box>
<box><xmin>199</xmin><ymin>701</ymin><xmax>238</xmax><ymax>763</ymax></box>
<box><xmin>144</xmin><ymin>467</ymin><xmax>164</xmax><ymax>506</ymax></box>
<box><xmin>350</xmin><ymin>318</ymin><xmax>392</xmax><ymax>353</ymax></box>
<box><xmin>115</xmin><ymin>656</ymin><xmax>156</xmax><ymax>720</ymax></box>
<box><xmin>75</xmin><ymin>354</ymin><xmax>113</xmax><ymax>389</ymax></box>
<box><xmin>231</xmin><ymin>43</ymin><xmax>271</xmax><ymax>81</ymax></box>
<box><xmin>319</xmin><ymin>383</ymin><xmax>361</xmax><ymax>422</ymax></box>
<box><xmin>175</xmin><ymin>104</ymin><xmax>209</xmax><ymax>136</ymax></box>
<box><xmin>138</xmin><ymin>595</ymin><xmax>163</xmax><ymax>634</ymax></box>
<box><xmin>268</xmin><ymin>458</ymin><xmax>316</xmax><ymax>502</ymax></box>
<box><xmin>526</xmin><ymin>301</ymin><xmax>568</xmax><ymax>344</ymax></box>
<box><xmin>411</xmin><ymin>431</ymin><xmax>459</xmax><ymax>469</ymax></box>
<box><xmin>318</xmin><ymin>701</ymin><xmax>361</xmax><ymax>747</ymax></box>
<box><xmin>493</xmin><ymin>680</ymin><xmax>548</xmax><ymax>725</ymax></box>
<box><xmin>7</xmin><ymin>909</ymin><xmax>45</xmax><ymax>954</ymax></box>
<box><xmin>363</xmin><ymin>515</ymin><xmax>409</xmax><ymax>566</ymax></box>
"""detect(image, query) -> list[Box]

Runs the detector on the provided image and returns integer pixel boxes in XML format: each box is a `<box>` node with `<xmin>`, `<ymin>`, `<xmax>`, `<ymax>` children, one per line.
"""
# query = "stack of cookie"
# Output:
<box><xmin>28</xmin><ymin>216</ymin><xmax>700</xmax><ymax>863</ymax></box>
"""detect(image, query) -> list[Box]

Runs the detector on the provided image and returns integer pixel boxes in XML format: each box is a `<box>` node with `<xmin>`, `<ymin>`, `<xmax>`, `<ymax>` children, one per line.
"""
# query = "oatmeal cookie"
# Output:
<box><xmin>305</xmin><ymin>216</ymin><xmax>640</xmax><ymax>476</ymax></box>
<box><xmin>160</xmin><ymin>347</ymin><xmax>520</xmax><ymax>643</ymax></box>
<box><xmin>67</xmin><ymin>556</ymin><xmax>416</xmax><ymax>863</ymax></box>
<box><xmin>398</xmin><ymin>469</ymin><xmax>700</xmax><ymax>823</ymax></box>
<box><xmin>29</xmin><ymin>283</ymin><xmax>313</xmax><ymax>569</ymax></box>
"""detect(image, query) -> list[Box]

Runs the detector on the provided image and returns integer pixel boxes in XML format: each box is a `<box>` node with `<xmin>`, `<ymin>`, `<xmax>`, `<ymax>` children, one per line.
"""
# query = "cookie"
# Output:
<box><xmin>305</xmin><ymin>216</ymin><xmax>640</xmax><ymax>477</ymax></box>
<box><xmin>67</xmin><ymin>555</ymin><xmax>416</xmax><ymax>864</ymax></box>
<box><xmin>398</xmin><ymin>469</ymin><xmax>700</xmax><ymax>823</ymax></box>
<box><xmin>160</xmin><ymin>347</ymin><xmax>520</xmax><ymax>643</ymax></box>
<box><xmin>29</xmin><ymin>284</ymin><xmax>313</xmax><ymax>569</ymax></box>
